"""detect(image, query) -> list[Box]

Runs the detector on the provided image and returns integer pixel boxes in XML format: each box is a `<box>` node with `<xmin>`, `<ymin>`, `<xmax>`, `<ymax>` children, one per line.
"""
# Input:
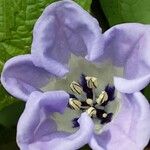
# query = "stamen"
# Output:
<box><xmin>70</xmin><ymin>81</ymin><xmax>83</xmax><ymax>95</ymax></box>
<box><xmin>96</xmin><ymin>91</ymin><xmax>108</xmax><ymax>105</ymax></box>
<box><xmin>101</xmin><ymin>84</ymin><xmax>115</xmax><ymax>106</ymax></box>
<box><xmin>86</xmin><ymin>107</ymin><xmax>97</xmax><ymax>117</ymax></box>
<box><xmin>69</xmin><ymin>98</ymin><xmax>81</xmax><ymax>111</ymax></box>
<box><xmin>68</xmin><ymin>74</ymin><xmax>115</xmax><ymax>128</ymax></box>
<box><xmin>85</xmin><ymin>76</ymin><xmax>98</xmax><ymax>88</ymax></box>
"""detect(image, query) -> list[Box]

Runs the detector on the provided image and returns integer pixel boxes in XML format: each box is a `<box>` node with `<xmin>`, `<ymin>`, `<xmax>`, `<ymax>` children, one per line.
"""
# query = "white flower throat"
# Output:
<box><xmin>43</xmin><ymin>55</ymin><xmax>121</xmax><ymax>133</ymax></box>
<box><xmin>68</xmin><ymin>74</ymin><xmax>115</xmax><ymax>128</ymax></box>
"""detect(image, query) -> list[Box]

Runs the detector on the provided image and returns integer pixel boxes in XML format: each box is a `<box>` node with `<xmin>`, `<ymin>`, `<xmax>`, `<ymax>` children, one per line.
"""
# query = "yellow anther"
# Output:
<box><xmin>86</xmin><ymin>107</ymin><xmax>97</xmax><ymax>117</ymax></box>
<box><xmin>86</xmin><ymin>98</ymin><xmax>93</xmax><ymax>106</ymax></box>
<box><xmin>96</xmin><ymin>91</ymin><xmax>108</xmax><ymax>105</ymax></box>
<box><xmin>70</xmin><ymin>81</ymin><xmax>83</xmax><ymax>95</ymax></box>
<box><xmin>69</xmin><ymin>98</ymin><xmax>81</xmax><ymax>111</ymax></box>
<box><xmin>85</xmin><ymin>76</ymin><xmax>98</xmax><ymax>88</ymax></box>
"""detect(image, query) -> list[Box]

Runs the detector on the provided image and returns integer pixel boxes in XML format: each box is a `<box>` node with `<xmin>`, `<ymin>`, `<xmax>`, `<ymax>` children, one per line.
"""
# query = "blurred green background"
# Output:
<box><xmin>0</xmin><ymin>0</ymin><xmax>149</xmax><ymax>149</ymax></box>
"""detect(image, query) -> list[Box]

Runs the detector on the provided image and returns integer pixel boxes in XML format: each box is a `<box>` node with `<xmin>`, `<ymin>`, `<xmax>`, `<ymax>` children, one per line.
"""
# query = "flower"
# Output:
<box><xmin>1</xmin><ymin>0</ymin><xmax>150</xmax><ymax>150</ymax></box>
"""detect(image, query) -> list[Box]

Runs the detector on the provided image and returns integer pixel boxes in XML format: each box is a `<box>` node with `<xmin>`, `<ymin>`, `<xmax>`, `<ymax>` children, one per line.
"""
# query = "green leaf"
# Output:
<box><xmin>100</xmin><ymin>0</ymin><xmax>150</xmax><ymax>26</ymax></box>
<box><xmin>80</xmin><ymin>145</ymin><xmax>92</xmax><ymax>150</ymax></box>
<box><xmin>75</xmin><ymin>0</ymin><xmax>92</xmax><ymax>12</ymax></box>
<box><xmin>0</xmin><ymin>101</ymin><xmax>25</xmax><ymax>127</ymax></box>
<box><xmin>0</xmin><ymin>125</ymin><xmax>16</xmax><ymax>144</ymax></box>
<box><xmin>0</xmin><ymin>76</ymin><xmax>25</xmax><ymax>127</ymax></box>
<box><xmin>143</xmin><ymin>85</ymin><xmax>150</xmax><ymax>101</ymax></box>
<box><xmin>0</xmin><ymin>141</ymin><xmax>19</xmax><ymax>150</ymax></box>
<box><xmin>0</xmin><ymin>84</ymin><xmax>17</xmax><ymax>111</ymax></box>
<box><xmin>0</xmin><ymin>0</ymin><xmax>57</xmax><ymax>68</ymax></box>
<box><xmin>91</xmin><ymin>0</ymin><xmax>109</xmax><ymax>32</ymax></box>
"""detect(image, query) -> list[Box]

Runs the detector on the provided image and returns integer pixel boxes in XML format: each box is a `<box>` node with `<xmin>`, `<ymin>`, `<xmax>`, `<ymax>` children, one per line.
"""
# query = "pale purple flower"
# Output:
<box><xmin>1</xmin><ymin>0</ymin><xmax>150</xmax><ymax>150</ymax></box>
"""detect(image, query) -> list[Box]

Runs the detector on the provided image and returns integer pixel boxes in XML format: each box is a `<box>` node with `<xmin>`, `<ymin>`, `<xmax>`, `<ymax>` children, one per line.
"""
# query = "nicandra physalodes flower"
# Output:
<box><xmin>1</xmin><ymin>0</ymin><xmax>150</xmax><ymax>150</ymax></box>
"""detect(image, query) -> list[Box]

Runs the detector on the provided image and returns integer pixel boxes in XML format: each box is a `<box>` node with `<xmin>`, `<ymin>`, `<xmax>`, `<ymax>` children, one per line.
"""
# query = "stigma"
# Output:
<box><xmin>68</xmin><ymin>74</ymin><xmax>115</xmax><ymax>127</ymax></box>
